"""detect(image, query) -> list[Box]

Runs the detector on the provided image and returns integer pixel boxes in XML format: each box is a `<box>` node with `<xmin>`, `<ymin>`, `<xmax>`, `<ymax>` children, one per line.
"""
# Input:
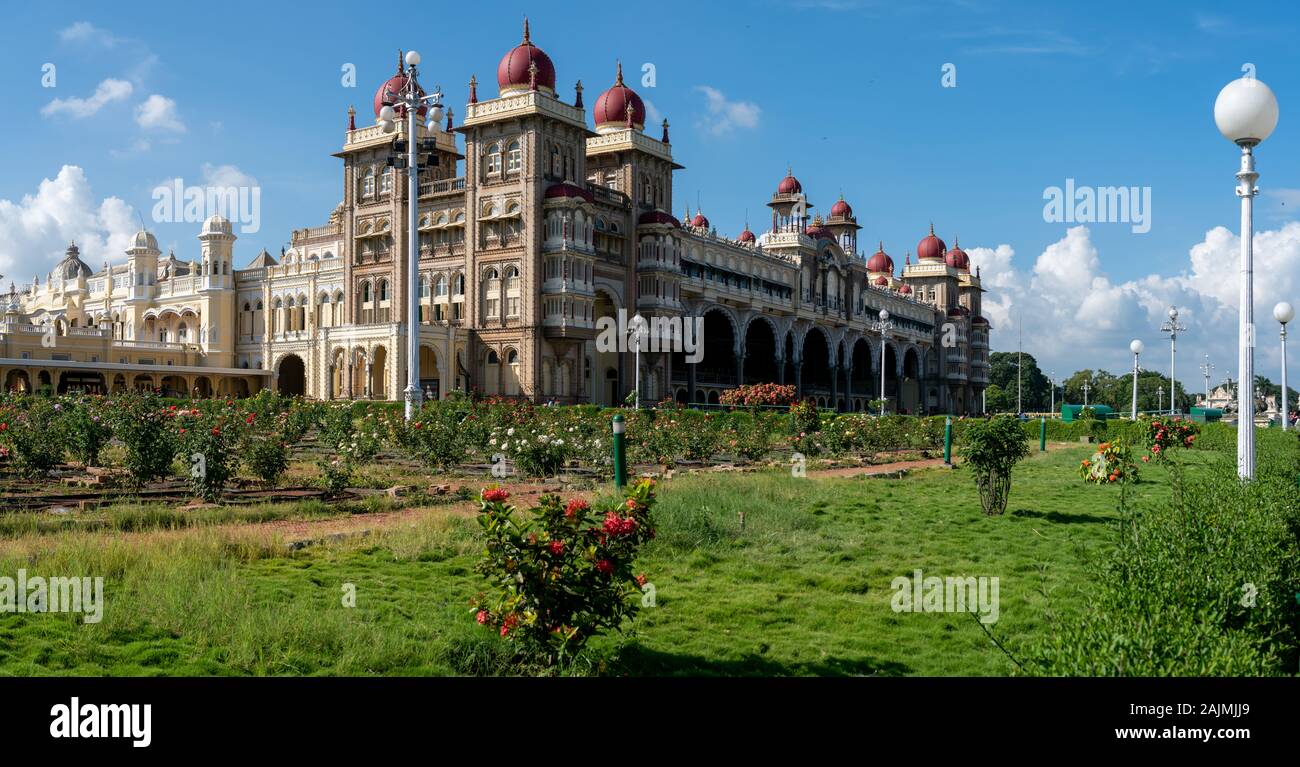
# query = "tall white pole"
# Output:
<box><xmin>1237</xmin><ymin>145</ymin><xmax>1258</xmax><ymax>478</ymax></box>
<box><xmin>1282</xmin><ymin>322</ymin><xmax>1290</xmax><ymax>431</ymax></box>
<box><xmin>1131</xmin><ymin>352</ymin><xmax>1140</xmax><ymax>419</ymax></box>
<box><xmin>403</xmin><ymin>71</ymin><xmax>422</xmax><ymax>422</ymax></box>
<box><xmin>879</xmin><ymin>342</ymin><xmax>886</xmax><ymax>416</ymax></box>
<box><xmin>1169</xmin><ymin>333</ymin><xmax>1176</xmax><ymax>415</ymax></box>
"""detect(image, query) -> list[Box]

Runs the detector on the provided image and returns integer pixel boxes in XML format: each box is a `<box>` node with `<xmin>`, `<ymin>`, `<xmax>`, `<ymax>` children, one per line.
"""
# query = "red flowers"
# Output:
<box><xmin>500</xmin><ymin>613</ymin><xmax>519</xmax><ymax>637</ymax></box>
<box><xmin>211</xmin><ymin>427</ymin><xmax>221</xmax><ymax>436</ymax></box>
<box><xmin>476</xmin><ymin>610</ymin><xmax>489</xmax><ymax>625</ymax></box>
<box><xmin>636</xmin><ymin>574</ymin><xmax>648</xmax><ymax>587</ymax></box>
<box><xmin>482</xmin><ymin>487</ymin><xmax>510</xmax><ymax>503</ymax></box>
<box><xmin>595</xmin><ymin>559</ymin><xmax>614</xmax><ymax>575</ymax></box>
<box><xmin>245</xmin><ymin>414</ymin><xmax>255</xmax><ymax>424</ymax></box>
<box><xmin>602</xmin><ymin>512</ymin><xmax>638</xmax><ymax>537</ymax></box>
<box><xmin>549</xmin><ymin>539</ymin><xmax>565</xmax><ymax>555</ymax></box>
<box><xmin>564</xmin><ymin>498</ymin><xmax>589</xmax><ymax>520</ymax></box>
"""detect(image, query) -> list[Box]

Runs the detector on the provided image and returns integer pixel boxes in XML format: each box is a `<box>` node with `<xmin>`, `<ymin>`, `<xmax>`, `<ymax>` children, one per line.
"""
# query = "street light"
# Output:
<box><xmin>1082</xmin><ymin>379</ymin><xmax>1090</xmax><ymax>410</ymax></box>
<box><xmin>1048</xmin><ymin>372</ymin><xmax>1055</xmax><ymax>415</ymax></box>
<box><xmin>381</xmin><ymin>50</ymin><xmax>444</xmax><ymax>421</ymax></box>
<box><xmin>872</xmin><ymin>309</ymin><xmax>894</xmax><ymax>416</ymax></box>
<box><xmin>1160</xmin><ymin>306</ymin><xmax>1186</xmax><ymax>415</ymax></box>
<box><xmin>1130</xmin><ymin>339</ymin><xmax>1144</xmax><ymax>419</ymax></box>
<box><xmin>1215</xmin><ymin>75</ymin><xmax>1279</xmax><ymax>478</ymax></box>
<box><xmin>629</xmin><ymin>313</ymin><xmax>647</xmax><ymax>411</ymax></box>
<box><xmin>1157</xmin><ymin>384</ymin><xmax>1164</xmax><ymax>414</ymax></box>
<box><xmin>1276</xmin><ymin>301</ymin><xmax>1295</xmax><ymax>430</ymax></box>
<box><xmin>1200</xmin><ymin>354</ymin><xmax>1214</xmax><ymax>406</ymax></box>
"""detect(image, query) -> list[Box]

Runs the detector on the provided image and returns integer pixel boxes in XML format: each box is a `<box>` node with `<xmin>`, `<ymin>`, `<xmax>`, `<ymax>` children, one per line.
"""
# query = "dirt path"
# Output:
<box><xmin>0</xmin><ymin>453</ymin><xmax>987</xmax><ymax>556</ymax></box>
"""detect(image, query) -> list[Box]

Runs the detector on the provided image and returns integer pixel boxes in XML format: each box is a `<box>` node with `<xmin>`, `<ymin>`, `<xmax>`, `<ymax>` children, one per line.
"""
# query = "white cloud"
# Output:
<box><xmin>0</xmin><ymin>166</ymin><xmax>138</xmax><ymax>280</ymax></box>
<box><xmin>965</xmin><ymin>223</ymin><xmax>1300</xmax><ymax>384</ymax></box>
<box><xmin>200</xmin><ymin>163</ymin><xmax>257</xmax><ymax>189</ymax></box>
<box><xmin>59</xmin><ymin>21</ymin><xmax>119</xmax><ymax>47</ymax></box>
<box><xmin>40</xmin><ymin>78</ymin><xmax>133</xmax><ymax>119</ymax></box>
<box><xmin>135</xmin><ymin>94</ymin><xmax>185</xmax><ymax>133</ymax></box>
<box><xmin>695</xmin><ymin>86</ymin><xmax>760</xmax><ymax>136</ymax></box>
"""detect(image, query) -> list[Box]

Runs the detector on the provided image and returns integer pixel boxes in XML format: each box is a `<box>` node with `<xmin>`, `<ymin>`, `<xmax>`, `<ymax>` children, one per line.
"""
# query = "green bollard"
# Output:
<box><xmin>1040</xmin><ymin>416</ymin><xmax>1047</xmax><ymax>452</ymax></box>
<box><xmin>943</xmin><ymin>416</ymin><xmax>953</xmax><ymax>465</ymax></box>
<box><xmin>612</xmin><ymin>414</ymin><xmax>627</xmax><ymax>488</ymax></box>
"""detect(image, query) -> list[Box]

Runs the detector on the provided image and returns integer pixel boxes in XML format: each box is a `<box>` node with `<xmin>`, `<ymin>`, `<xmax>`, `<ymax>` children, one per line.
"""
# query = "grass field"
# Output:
<box><xmin>0</xmin><ymin>444</ymin><xmax>1218</xmax><ymax>676</ymax></box>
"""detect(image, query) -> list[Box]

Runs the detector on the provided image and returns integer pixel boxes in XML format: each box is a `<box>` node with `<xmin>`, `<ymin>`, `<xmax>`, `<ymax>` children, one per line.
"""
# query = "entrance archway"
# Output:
<box><xmin>277</xmin><ymin>354</ymin><xmax>306</xmax><ymax>397</ymax></box>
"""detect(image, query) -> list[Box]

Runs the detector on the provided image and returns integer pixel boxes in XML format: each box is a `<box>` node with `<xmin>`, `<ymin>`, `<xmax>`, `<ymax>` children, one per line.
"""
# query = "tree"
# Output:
<box><xmin>989</xmin><ymin>352</ymin><xmax>1049</xmax><ymax>412</ymax></box>
<box><xmin>962</xmin><ymin>415</ymin><xmax>1030</xmax><ymax>515</ymax></box>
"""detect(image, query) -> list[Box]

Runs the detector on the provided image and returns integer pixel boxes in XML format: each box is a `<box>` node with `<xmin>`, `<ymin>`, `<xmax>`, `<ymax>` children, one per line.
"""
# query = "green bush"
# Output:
<box><xmin>59</xmin><ymin>396</ymin><xmax>113</xmax><ymax>467</ymax></box>
<box><xmin>109</xmin><ymin>392</ymin><xmax>179</xmax><ymax>490</ymax></box>
<box><xmin>0</xmin><ymin>398</ymin><xmax>65</xmax><ymax>478</ymax></box>
<box><xmin>961</xmin><ymin>416</ymin><xmax>1030</xmax><ymax>516</ymax></box>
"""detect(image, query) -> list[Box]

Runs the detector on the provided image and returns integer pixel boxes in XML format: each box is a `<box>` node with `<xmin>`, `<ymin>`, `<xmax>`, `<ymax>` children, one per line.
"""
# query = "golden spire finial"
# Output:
<box><xmin>523</xmin><ymin>17</ymin><xmax>531</xmax><ymax>43</ymax></box>
<box><xmin>929</xmin><ymin>222</ymin><xmax>935</xmax><ymax>236</ymax></box>
<box><xmin>398</xmin><ymin>50</ymin><xmax>405</xmax><ymax>74</ymax></box>
<box><xmin>616</xmin><ymin>60</ymin><xmax>624</xmax><ymax>86</ymax></box>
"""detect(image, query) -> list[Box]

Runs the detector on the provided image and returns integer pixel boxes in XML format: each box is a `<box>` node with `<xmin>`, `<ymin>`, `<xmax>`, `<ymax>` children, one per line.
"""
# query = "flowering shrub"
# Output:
<box><xmin>240</xmin><ymin>414</ymin><xmax>290</xmax><ymax>487</ymax></box>
<box><xmin>315</xmin><ymin>404</ymin><xmax>360</xmax><ymax>496</ymax></box>
<box><xmin>1141</xmin><ymin>416</ymin><xmax>1199</xmax><ymax>462</ymax></box>
<box><xmin>0</xmin><ymin>399</ymin><xmax>65</xmax><ymax>478</ymax></box>
<box><xmin>110</xmin><ymin>392</ymin><xmax>179</xmax><ymax>490</ymax></box>
<box><xmin>719</xmin><ymin>410</ymin><xmax>778</xmax><ymax>461</ymax></box>
<box><xmin>471</xmin><ymin>480</ymin><xmax>657</xmax><ymax>668</ymax></box>
<box><xmin>490</xmin><ymin>420</ymin><xmax>578</xmax><ymax>477</ymax></box>
<box><xmin>58</xmin><ymin>396</ymin><xmax>113</xmax><ymax>467</ymax></box>
<box><xmin>175</xmin><ymin>406</ymin><xmax>239</xmax><ymax>502</ymax></box>
<box><xmin>389</xmin><ymin>399</ymin><xmax>473</xmax><ymax>471</ymax></box>
<box><xmin>1078</xmin><ymin>439</ymin><xmax>1139</xmax><ymax>485</ymax></box>
<box><xmin>719</xmin><ymin>383</ymin><xmax>796</xmax><ymax>408</ymax></box>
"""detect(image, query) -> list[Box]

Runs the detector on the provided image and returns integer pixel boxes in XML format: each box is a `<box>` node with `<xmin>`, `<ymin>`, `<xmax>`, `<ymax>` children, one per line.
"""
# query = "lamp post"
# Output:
<box><xmin>629</xmin><ymin>313</ymin><xmax>646</xmax><ymax>410</ymax></box>
<box><xmin>1160</xmin><ymin>306</ymin><xmax>1187</xmax><ymax>415</ymax></box>
<box><xmin>379</xmin><ymin>50</ymin><xmax>444</xmax><ymax>422</ymax></box>
<box><xmin>1200</xmin><ymin>354</ymin><xmax>1214</xmax><ymax>406</ymax></box>
<box><xmin>1215</xmin><ymin>75</ymin><xmax>1279</xmax><ymax>478</ymax></box>
<box><xmin>1158</xmin><ymin>384</ymin><xmax>1164</xmax><ymax>414</ymax></box>
<box><xmin>1048</xmin><ymin>372</ymin><xmax>1055</xmax><ymax>415</ymax></box>
<box><xmin>1276</xmin><ymin>301</ymin><xmax>1295</xmax><ymax>430</ymax></box>
<box><xmin>1082</xmin><ymin>379</ymin><xmax>1090</xmax><ymax>410</ymax></box>
<box><xmin>872</xmin><ymin>309</ymin><xmax>894</xmax><ymax>416</ymax></box>
<box><xmin>1130</xmin><ymin>339</ymin><xmax>1144</xmax><ymax>419</ymax></box>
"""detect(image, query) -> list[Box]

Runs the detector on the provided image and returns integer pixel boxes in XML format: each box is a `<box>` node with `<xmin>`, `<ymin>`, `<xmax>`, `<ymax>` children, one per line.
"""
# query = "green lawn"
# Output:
<box><xmin>0</xmin><ymin>445</ymin><xmax>1213</xmax><ymax>676</ymax></box>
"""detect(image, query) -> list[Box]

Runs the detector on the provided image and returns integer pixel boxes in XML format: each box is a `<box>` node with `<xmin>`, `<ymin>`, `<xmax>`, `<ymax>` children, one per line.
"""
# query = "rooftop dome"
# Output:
<box><xmin>132</xmin><ymin>229</ymin><xmax>159</xmax><ymax>251</ymax></box>
<box><xmin>899</xmin><ymin>283</ymin><xmax>913</xmax><ymax>294</ymax></box>
<box><xmin>738</xmin><ymin>227</ymin><xmax>756</xmax><ymax>243</ymax></box>
<box><xmin>691</xmin><ymin>209</ymin><xmax>710</xmax><ymax>229</ymax></box>
<box><xmin>866</xmin><ymin>242</ymin><xmax>894</xmax><ymax>274</ymax></box>
<box><xmin>200</xmin><ymin>214</ymin><xmax>233</xmax><ymax>236</ymax></box>
<box><xmin>945</xmin><ymin>238</ymin><xmax>970</xmax><ymax>271</ymax></box>
<box><xmin>917</xmin><ymin>223</ymin><xmax>946</xmax><ymax>262</ymax></box>
<box><xmin>830</xmin><ymin>196</ymin><xmax>852</xmax><ymax>218</ymax></box>
<box><xmin>874</xmin><ymin>276</ymin><xmax>889</xmax><ymax>286</ymax></box>
<box><xmin>777</xmin><ymin>170</ymin><xmax>802</xmax><ymax>195</ymax></box>
<box><xmin>805</xmin><ymin>215</ymin><xmax>832</xmax><ymax>240</ymax></box>
<box><xmin>593</xmin><ymin>62</ymin><xmax>645</xmax><ymax>133</ymax></box>
<box><xmin>56</xmin><ymin>242</ymin><xmax>92</xmax><ymax>280</ymax></box>
<box><xmin>498</xmin><ymin>19</ymin><xmax>557</xmax><ymax>96</ymax></box>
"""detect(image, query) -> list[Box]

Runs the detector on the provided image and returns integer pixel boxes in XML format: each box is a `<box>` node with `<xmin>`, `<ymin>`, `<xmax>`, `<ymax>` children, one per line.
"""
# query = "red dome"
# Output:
<box><xmin>498</xmin><ymin>19</ymin><xmax>557</xmax><ymax>95</ymax></box>
<box><xmin>899</xmin><ymin>283</ymin><xmax>913</xmax><ymax>294</ymax></box>
<box><xmin>830</xmin><ymin>196</ymin><xmax>852</xmax><ymax>218</ymax></box>
<box><xmin>738</xmin><ymin>228</ymin><xmax>756</xmax><ymax>243</ymax></box>
<box><xmin>691</xmin><ymin>212</ymin><xmax>710</xmax><ymax>229</ymax></box>
<box><xmin>805</xmin><ymin>224</ymin><xmax>832</xmax><ymax>240</ymax></box>
<box><xmin>373</xmin><ymin>71</ymin><xmax>427</xmax><ymax>119</ymax></box>
<box><xmin>917</xmin><ymin>224</ymin><xmax>946</xmax><ymax>262</ymax></box>
<box><xmin>945</xmin><ymin>240</ymin><xmax>970</xmax><ymax>271</ymax></box>
<box><xmin>874</xmin><ymin>276</ymin><xmax>890</xmax><ymax>286</ymax></box>
<box><xmin>866</xmin><ymin>242</ymin><xmax>894</xmax><ymax>273</ymax></box>
<box><xmin>593</xmin><ymin>63</ymin><xmax>645</xmax><ymax>130</ymax></box>
<box><xmin>544</xmin><ymin>182</ymin><xmax>594</xmax><ymax>203</ymax></box>
<box><xmin>777</xmin><ymin>171</ymin><xmax>802</xmax><ymax>195</ymax></box>
<box><xmin>639</xmin><ymin>210</ymin><xmax>680</xmax><ymax>228</ymax></box>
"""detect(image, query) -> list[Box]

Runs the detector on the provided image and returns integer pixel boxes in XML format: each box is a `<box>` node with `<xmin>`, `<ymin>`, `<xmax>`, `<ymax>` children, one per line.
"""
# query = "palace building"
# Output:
<box><xmin>0</xmin><ymin>20</ymin><xmax>990</xmax><ymax>414</ymax></box>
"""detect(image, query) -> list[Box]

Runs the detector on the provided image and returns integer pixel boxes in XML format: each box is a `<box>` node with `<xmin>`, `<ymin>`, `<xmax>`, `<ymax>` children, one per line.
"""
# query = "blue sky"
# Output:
<box><xmin>2</xmin><ymin>0</ymin><xmax>1299</xmax><ymax>388</ymax></box>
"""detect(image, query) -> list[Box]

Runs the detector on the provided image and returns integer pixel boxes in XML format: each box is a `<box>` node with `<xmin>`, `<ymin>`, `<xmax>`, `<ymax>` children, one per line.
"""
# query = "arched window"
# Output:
<box><xmin>483</xmin><ymin>267</ymin><xmax>501</xmax><ymax>320</ymax></box>
<box><xmin>505</xmin><ymin>266</ymin><xmax>521</xmax><ymax>317</ymax></box>
<box><xmin>504</xmin><ymin>348</ymin><xmax>521</xmax><ymax>396</ymax></box>
<box><xmin>487</xmin><ymin>142</ymin><xmax>503</xmax><ymax>175</ymax></box>
<box><xmin>361</xmin><ymin>167</ymin><xmax>376</xmax><ymax>197</ymax></box>
<box><xmin>378</xmin><ymin>279</ymin><xmax>389</xmax><ymax>301</ymax></box>
<box><xmin>380</xmin><ymin>167</ymin><xmax>393</xmax><ymax>195</ymax></box>
<box><xmin>507</xmin><ymin>140</ymin><xmax>522</xmax><ymax>173</ymax></box>
<box><xmin>435</xmin><ymin>275</ymin><xmax>448</xmax><ymax>297</ymax></box>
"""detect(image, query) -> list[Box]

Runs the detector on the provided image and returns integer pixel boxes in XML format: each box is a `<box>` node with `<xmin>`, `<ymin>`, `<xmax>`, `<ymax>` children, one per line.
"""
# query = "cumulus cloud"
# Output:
<box><xmin>200</xmin><ymin>163</ymin><xmax>257</xmax><ymax>189</ymax></box>
<box><xmin>135</xmin><ymin>94</ymin><xmax>185</xmax><ymax>132</ymax></box>
<box><xmin>965</xmin><ymin>223</ymin><xmax>1300</xmax><ymax>383</ymax></box>
<box><xmin>695</xmin><ymin>86</ymin><xmax>760</xmax><ymax>135</ymax></box>
<box><xmin>41</xmin><ymin>78</ymin><xmax>133</xmax><ymax>119</ymax></box>
<box><xmin>0</xmin><ymin>166</ymin><xmax>138</xmax><ymax>280</ymax></box>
